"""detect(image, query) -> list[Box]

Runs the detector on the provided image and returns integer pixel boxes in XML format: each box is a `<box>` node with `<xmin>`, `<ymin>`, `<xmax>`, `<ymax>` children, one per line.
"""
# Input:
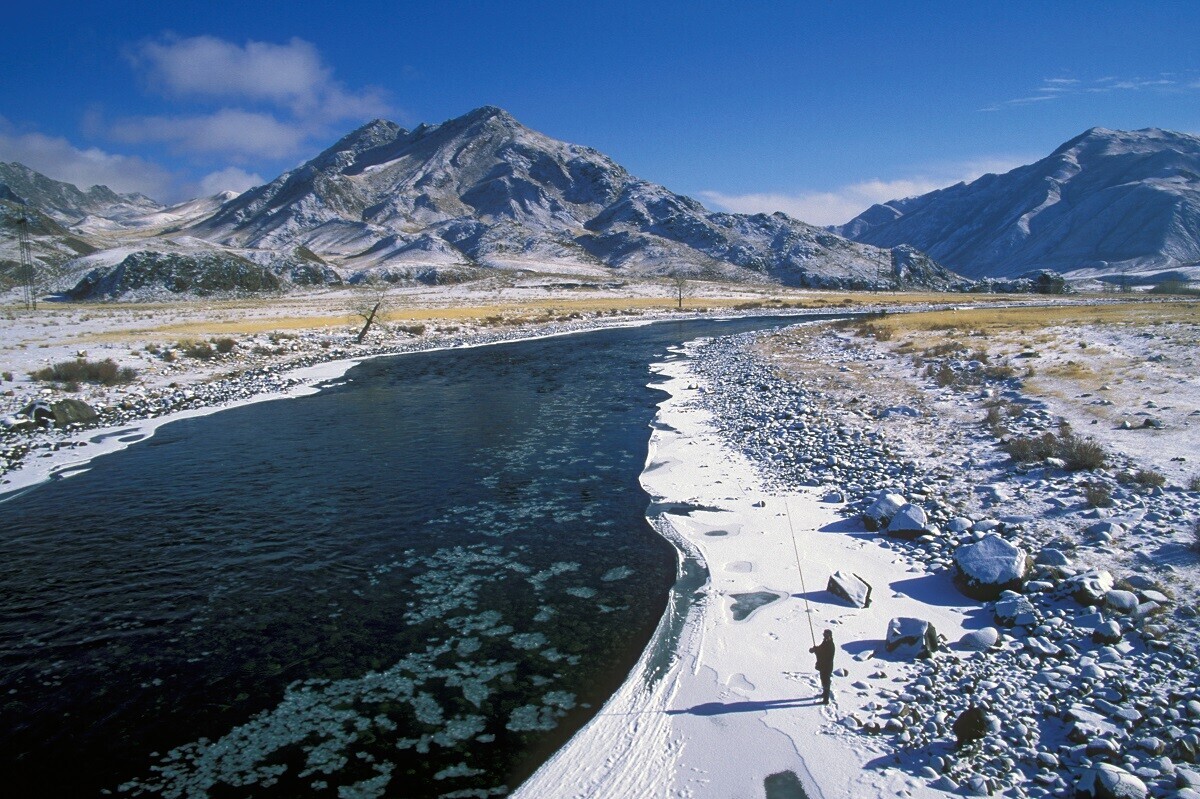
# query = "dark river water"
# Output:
<box><xmin>0</xmin><ymin>316</ymin><xmax>796</xmax><ymax>799</ymax></box>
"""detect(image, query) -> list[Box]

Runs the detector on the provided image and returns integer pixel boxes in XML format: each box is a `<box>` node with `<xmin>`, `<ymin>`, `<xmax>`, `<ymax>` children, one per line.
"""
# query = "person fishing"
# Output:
<box><xmin>809</xmin><ymin>629</ymin><xmax>835</xmax><ymax>704</ymax></box>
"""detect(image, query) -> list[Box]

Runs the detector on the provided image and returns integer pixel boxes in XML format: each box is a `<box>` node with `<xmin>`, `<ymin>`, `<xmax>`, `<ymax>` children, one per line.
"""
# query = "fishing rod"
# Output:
<box><xmin>782</xmin><ymin>495</ymin><xmax>818</xmax><ymax>649</ymax></box>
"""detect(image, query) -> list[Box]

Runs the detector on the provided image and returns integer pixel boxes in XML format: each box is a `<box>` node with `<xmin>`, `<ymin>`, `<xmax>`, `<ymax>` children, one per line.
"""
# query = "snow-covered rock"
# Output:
<box><xmin>953</xmin><ymin>534</ymin><xmax>1029</xmax><ymax>600</ymax></box>
<box><xmin>1074</xmin><ymin>762</ymin><xmax>1148</xmax><ymax>799</ymax></box>
<box><xmin>885</xmin><ymin>502</ymin><xmax>929</xmax><ymax>537</ymax></box>
<box><xmin>827</xmin><ymin>570</ymin><xmax>872</xmax><ymax>609</ymax></box>
<box><xmin>863</xmin><ymin>492</ymin><xmax>907</xmax><ymax>531</ymax></box>
<box><xmin>884</xmin><ymin>617</ymin><xmax>940</xmax><ymax>659</ymax></box>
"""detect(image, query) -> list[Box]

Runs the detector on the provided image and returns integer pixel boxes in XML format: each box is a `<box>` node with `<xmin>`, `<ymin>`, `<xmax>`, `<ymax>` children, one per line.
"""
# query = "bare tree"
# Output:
<box><xmin>349</xmin><ymin>279</ymin><xmax>390</xmax><ymax>343</ymax></box>
<box><xmin>671</xmin><ymin>272</ymin><xmax>691</xmax><ymax>310</ymax></box>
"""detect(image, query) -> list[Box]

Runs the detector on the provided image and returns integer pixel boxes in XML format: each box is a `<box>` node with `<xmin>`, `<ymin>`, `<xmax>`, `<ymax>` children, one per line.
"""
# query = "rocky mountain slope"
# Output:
<box><xmin>0</xmin><ymin>162</ymin><xmax>161</xmax><ymax>225</ymax></box>
<box><xmin>189</xmin><ymin>106</ymin><xmax>958</xmax><ymax>290</ymax></box>
<box><xmin>836</xmin><ymin>127</ymin><xmax>1200</xmax><ymax>281</ymax></box>
<box><xmin>5</xmin><ymin>107</ymin><xmax>962</xmax><ymax>299</ymax></box>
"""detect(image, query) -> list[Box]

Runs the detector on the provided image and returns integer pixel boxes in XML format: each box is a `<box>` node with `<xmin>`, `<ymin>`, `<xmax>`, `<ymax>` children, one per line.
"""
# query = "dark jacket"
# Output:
<box><xmin>810</xmin><ymin>638</ymin><xmax>835</xmax><ymax>673</ymax></box>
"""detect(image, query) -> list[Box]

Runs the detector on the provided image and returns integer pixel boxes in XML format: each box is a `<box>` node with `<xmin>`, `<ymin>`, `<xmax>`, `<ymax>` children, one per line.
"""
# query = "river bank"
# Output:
<box><xmin>520</xmin><ymin>314</ymin><xmax>1200</xmax><ymax>798</ymax></box>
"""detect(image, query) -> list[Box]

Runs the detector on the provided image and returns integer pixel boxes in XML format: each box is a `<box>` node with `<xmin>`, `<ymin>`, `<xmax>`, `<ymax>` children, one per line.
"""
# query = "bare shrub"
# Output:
<box><xmin>1006</xmin><ymin>432</ymin><xmax>1060</xmax><ymax>463</ymax></box>
<box><xmin>181</xmin><ymin>341</ymin><xmax>215</xmax><ymax>360</ymax></box>
<box><xmin>983</xmin><ymin>405</ymin><xmax>1007</xmax><ymax>435</ymax></box>
<box><xmin>1004</xmin><ymin>429</ymin><xmax>1107</xmax><ymax>471</ymax></box>
<box><xmin>984</xmin><ymin>364</ymin><xmax>1017</xmax><ymax>380</ymax></box>
<box><xmin>214</xmin><ymin>337</ymin><xmax>237</xmax><ymax>354</ymax></box>
<box><xmin>31</xmin><ymin>358</ymin><xmax>137</xmax><ymax>386</ymax></box>
<box><xmin>1083</xmin><ymin>482</ymin><xmax>1114</xmax><ymax>508</ymax></box>
<box><xmin>1132</xmin><ymin>468</ymin><xmax>1166</xmax><ymax>489</ymax></box>
<box><xmin>932</xmin><ymin>363</ymin><xmax>956</xmax><ymax>387</ymax></box>
<box><xmin>1058</xmin><ymin>432</ymin><xmax>1108</xmax><ymax>471</ymax></box>
<box><xmin>1189</xmin><ymin>475</ymin><xmax>1200</xmax><ymax>493</ymax></box>
<box><xmin>856</xmin><ymin>322</ymin><xmax>892</xmax><ymax>341</ymax></box>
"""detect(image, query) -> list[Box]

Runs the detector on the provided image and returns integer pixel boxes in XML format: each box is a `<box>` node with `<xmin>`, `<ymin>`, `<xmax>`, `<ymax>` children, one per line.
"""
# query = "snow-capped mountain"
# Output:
<box><xmin>0</xmin><ymin>162</ymin><xmax>162</xmax><ymax>225</ymax></box>
<box><xmin>191</xmin><ymin>106</ymin><xmax>957</xmax><ymax>289</ymax></box>
<box><xmin>835</xmin><ymin>127</ymin><xmax>1200</xmax><ymax>281</ymax></box>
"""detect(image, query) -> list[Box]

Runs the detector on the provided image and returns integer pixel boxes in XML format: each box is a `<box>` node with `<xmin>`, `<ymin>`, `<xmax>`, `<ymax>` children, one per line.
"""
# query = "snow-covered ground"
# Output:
<box><xmin>515</xmin><ymin>350</ymin><xmax>976</xmax><ymax>799</ymax></box>
<box><xmin>522</xmin><ymin>308</ymin><xmax>1200</xmax><ymax>798</ymax></box>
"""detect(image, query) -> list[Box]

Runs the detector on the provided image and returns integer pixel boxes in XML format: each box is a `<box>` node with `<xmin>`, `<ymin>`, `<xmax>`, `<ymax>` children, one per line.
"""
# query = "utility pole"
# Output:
<box><xmin>17</xmin><ymin>206</ymin><xmax>36</xmax><ymax>311</ymax></box>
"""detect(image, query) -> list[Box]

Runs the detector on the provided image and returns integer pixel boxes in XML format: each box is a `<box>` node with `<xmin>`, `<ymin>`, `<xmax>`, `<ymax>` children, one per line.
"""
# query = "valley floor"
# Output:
<box><xmin>2</xmin><ymin>282</ymin><xmax>1198</xmax><ymax>798</ymax></box>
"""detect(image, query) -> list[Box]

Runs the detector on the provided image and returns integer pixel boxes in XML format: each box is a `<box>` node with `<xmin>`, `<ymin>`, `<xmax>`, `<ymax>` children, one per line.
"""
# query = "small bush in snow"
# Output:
<box><xmin>1058</xmin><ymin>431</ymin><xmax>1108</xmax><ymax>471</ymax></box>
<box><xmin>1187</xmin><ymin>475</ymin><xmax>1200</xmax><ymax>493</ymax></box>
<box><xmin>181</xmin><ymin>341</ymin><xmax>215</xmax><ymax>360</ymax></box>
<box><xmin>1083</xmin><ymin>482</ymin><xmax>1114</xmax><ymax>508</ymax></box>
<box><xmin>214</xmin><ymin>337</ymin><xmax>237</xmax><ymax>354</ymax></box>
<box><xmin>31</xmin><ymin>358</ymin><xmax>137</xmax><ymax>387</ymax></box>
<box><xmin>1005</xmin><ymin>428</ymin><xmax>1107</xmax><ymax>471</ymax></box>
<box><xmin>1132</xmin><ymin>468</ymin><xmax>1166</xmax><ymax>489</ymax></box>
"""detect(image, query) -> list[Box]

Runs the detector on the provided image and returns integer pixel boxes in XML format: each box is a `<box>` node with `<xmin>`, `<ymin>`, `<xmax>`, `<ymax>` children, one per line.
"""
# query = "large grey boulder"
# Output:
<box><xmin>886</xmin><ymin>503</ymin><xmax>929</xmax><ymax>538</ymax></box>
<box><xmin>1074</xmin><ymin>762</ymin><xmax>1148</xmax><ymax>798</ymax></box>
<box><xmin>19</xmin><ymin>398</ymin><xmax>99</xmax><ymax>427</ymax></box>
<box><xmin>827</xmin><ymin>571</ymin><xmax>872</xmax><ymax>608</ymax></box>
<box><xmin>953</xmin><ymin>534</ymin><xmax>1029</xmax><ymax>600</ymax></box>
<box><xmin>884</xmin><ymin>617</ymin><xmax>940</xmax><ymax>659</ymax></box>
<box><xmin>863</xmin><ymin>493</ymin><xmax>906</xmax><ymax>531</ymax></box>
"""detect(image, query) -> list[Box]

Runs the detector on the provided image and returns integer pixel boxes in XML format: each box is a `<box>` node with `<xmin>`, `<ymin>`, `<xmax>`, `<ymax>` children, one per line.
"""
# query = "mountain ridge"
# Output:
<box><xmin>835</xmin><ymin>127</ymin><xmax>1200</xmax><ymax>280</ymax></box>
<box><xmin>8</xmin><ymin>107</ymin><xmax>965</xmax><ymax>298</ymax></box>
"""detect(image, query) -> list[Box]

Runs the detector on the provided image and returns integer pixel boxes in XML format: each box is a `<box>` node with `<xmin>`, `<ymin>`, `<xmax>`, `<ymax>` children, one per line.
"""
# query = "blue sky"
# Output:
<box><xmin>2</xmin><ymin>1</ymin><xmax>1198</xmax><ymax>224</ymax></box>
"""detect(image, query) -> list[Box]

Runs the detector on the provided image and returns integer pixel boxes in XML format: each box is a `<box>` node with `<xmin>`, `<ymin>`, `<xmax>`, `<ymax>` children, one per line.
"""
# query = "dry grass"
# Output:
<box><xmin>865</xmin><ymin>300</ymin><xmax>1200</xmax><ymax>339</ymax></box>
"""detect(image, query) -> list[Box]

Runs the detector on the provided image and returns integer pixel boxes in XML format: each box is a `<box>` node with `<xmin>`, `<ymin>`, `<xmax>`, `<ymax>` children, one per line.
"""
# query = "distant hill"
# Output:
<box><xmin>835</xmin><ymin>127</ymin><xmax>1200</xmax><ymax>281</ymax></box>
<box><xmin>0</xmin><ymin>162</ymin><xmax>161</xmax><ymax>225</ymax></box>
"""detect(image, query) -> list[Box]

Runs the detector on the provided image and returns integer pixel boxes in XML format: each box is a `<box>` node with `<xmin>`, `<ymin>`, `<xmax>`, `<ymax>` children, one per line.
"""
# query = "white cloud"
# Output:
<box><xmin>131</xmin><ymin>35</ymin><xmax>389</xmax><ymax>120</ymax></box>
<box><xmin>109</xmin><ymin>109</ymin><xmax>311</xmax><ymax>159</ymax></box>
<box><xmin>701</xmin><ymin>157</ymin><xmax>1028</xmax><ymax>227</ymax></box>
<box><xmin>197</xmin><ymin>166</ymin><xmax>263</xmax><ymax>196</ymax></box>
<box><xmin>0</xmin><ymin>116</ymin><xmax>174</xmax><ymax>198</ymax></box>
<box><xmin>986</xmin><ymin>74</ymin><xmax>1194</xmax><ymax>109</ymax></box>
<box><xmin>103</xmin><ymin>34</ymin><xmax>393</xmax><ymax>165</ymax></box>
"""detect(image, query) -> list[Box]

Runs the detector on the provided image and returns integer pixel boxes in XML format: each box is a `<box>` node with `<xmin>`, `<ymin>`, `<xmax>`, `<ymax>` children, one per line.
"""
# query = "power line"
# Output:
<box><xmin>16</xmin><ymin>205</ymin><xmax>36</xmax><ymax>311</ymax></box>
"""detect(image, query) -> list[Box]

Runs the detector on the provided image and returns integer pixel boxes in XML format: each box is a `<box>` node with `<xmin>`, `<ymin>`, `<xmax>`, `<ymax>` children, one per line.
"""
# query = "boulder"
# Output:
<box><xmin>953</xmin><ymin>705</ymin><xmax>998</xmax><ymax>748</ymax></box>
<box><xmin>863</xmin><ymin>493</ymin><xmax>906</xmax><ymax>531</ymax></box>
<box><xmin>1106</xmin><ymin>590</ymin><xmax>1139</xmax><ymax>614</ymax></box>
<box><xmin>885</xmin><ymin>617</ymin><xmax>940</xmax><ymax>659</ymax></box>
<box><xmin>1037</xmin><ymin>547</ymin><xmax>1072</xmax><ymax>567</ymax></box>
<box><xmin>19</xmin><ymin>398</ymin><xmax>100</xmax><ymax>427</ymax></box>
<box><xmin>947</xmin><ymin>517</ymin><xmax>974</xmax><ymax>533</ymax></box>
<box><xmin>1071</xmin><ymin>571</ymin><xmax>1116</xmax><ymax>606</ymax></box>
<box><xmin>1074</xmin><ymin>762</ymin><xmax>1148</xmax><ymax>799</ymax></box>
<box><xmin>994</xmin><ymin>593</ymin><xmax>1037</xmax><ymax>627</ymax></box>
<box><xmin>827</xmin><ymin>570</ymin><xmax>872</xmax><ymax>609</ymax></box>
<box><xmin>886</xmin><ymin>503</ymin><xmax>929</xmax><ymax>538</ymax></box>
<box><xmin>953</xmin><ymin>534</ymin><xmax>1029</xmax><ymax>600</ymax></box>
<box><xmin>959</xmin><ymin>627</ymin><xmax>1000</xmax><ymax>651</ymax></box>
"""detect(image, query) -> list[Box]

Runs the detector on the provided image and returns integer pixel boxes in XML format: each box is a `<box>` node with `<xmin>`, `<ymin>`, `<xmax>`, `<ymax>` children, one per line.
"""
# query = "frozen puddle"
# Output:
<box><xmin>729</xmin><ymin>590</ymin><xmax>785</xmax><ymax>621</ymax></box>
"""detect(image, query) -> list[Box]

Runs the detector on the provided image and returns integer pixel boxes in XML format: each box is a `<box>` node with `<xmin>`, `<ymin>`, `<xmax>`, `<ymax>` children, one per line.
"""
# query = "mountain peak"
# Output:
<box><xmin>460</xmin><ymin>105</ymin><xmax>516</xmax><ymax>124</ymax></box>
